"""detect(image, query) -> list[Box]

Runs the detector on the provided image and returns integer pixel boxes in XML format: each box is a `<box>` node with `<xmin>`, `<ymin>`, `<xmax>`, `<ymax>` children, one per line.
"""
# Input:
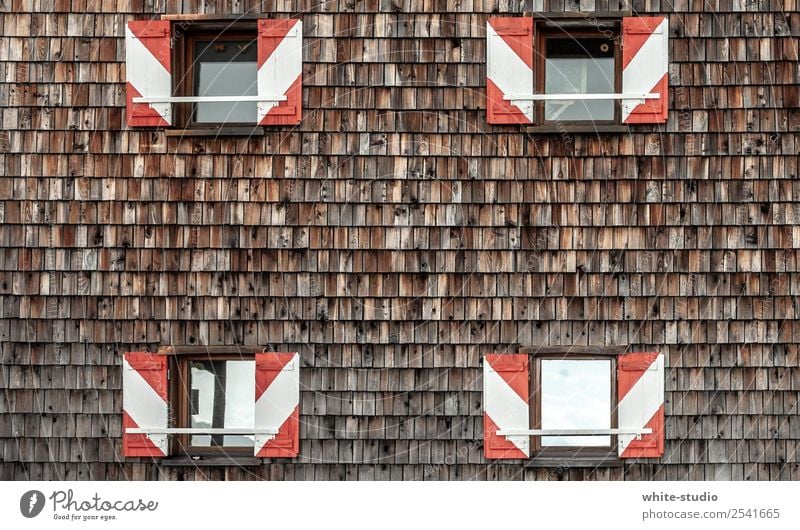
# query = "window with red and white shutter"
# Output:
<box><xmin>616</xmin><ymin>352</ymin><xmax>665</xmax><ymax>458</ymax></box>
<box><xmin>485</xmin><ymin>15</ymin><xmax>669</xmax><ymax>126</ymax></box>
<box><xmin>483</xmin><ymin>354</ymin><xmax>530</xmax><ymax>459</ymax></box>
<box><xmin>482</xmin><ymin>351</ymin><xmax>665</xmax><ymax>460</ymax></box>
<box><xmin>486</xmin><ymin>18</ymin><xmax>535</xmax><ymax>125</ymax></box>
<box><xmin>121</xmin><ymin>350</ymin><xmax>300</xmax><ymax>458</ymax></box>
<box><xmin>254</xmin><ymin>352</ymin><xmax>301</xmax><ymax>458</ymax></box>
<box><xmin>621</xmin><ymin>17</ymin><xmax>669</xmax><ymax>124</ymax></box>
<box><xmin>124</xmin><ymin>18</ymin><xmax>303</xmax><ymax>129</ymax></box>
<box><xmin>256</xmin><ymin>19</ymin><xmax>303</xmax><ymax>126</ymax></box>
<box><xmin>125</xmin><ymin>21</ymin><xmax>172</xmax><ymax>127</ymax></box>
<box><xmin>122</xmin><ymin>352</ymin><xmax>169</xmax><ymax>457</ymax></box>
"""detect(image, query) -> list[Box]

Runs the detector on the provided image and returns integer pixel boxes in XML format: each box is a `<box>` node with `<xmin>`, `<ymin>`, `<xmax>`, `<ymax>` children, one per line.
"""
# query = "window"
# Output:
<box><xmin>482</xmin><ymin>350</ymin><xmax>665</xmax><ymax>462</ymax></box>
<box><xmin>540</xmin><ymin>33</ymin><xmax>618</xmax><ymax>123</ymax></box>
<box><xmin>125</xmin><ymin>18</ymin><xmax>303</xmax><ymax>130</ymax></box>
<box><xmin>174</xmin><ymin>26</ymin><xmax>261</xmax><ymax>128</ymax></box>
<box><xmin>122</xmin><ymin>348</ymin><xmax>300</xmax><ymax>459</ymax></box>
<box><xmin>532</xmin><ymin>355</ymin><xmax>615</xmax><ymax>453</ymax></box>
<box><xmin>182</xmin><ymin>357</ymin><xmax>256</xmax><ymax>451</ymax></box>
<box><xmin>188</xmin><ymin>37</ymin><xmax>258</xmax><ymax>125</ymax></box>
<box><xmin>485</xmin><ymin>15</ymin><xmax>669</xmax><ymax>127</ymax></box>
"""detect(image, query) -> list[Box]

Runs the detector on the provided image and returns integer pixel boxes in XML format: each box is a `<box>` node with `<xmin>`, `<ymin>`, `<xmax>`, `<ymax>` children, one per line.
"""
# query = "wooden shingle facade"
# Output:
<box><xmin>2</xmin><ymin>0</ymin><xmax>800</xmax><ymax>480</ymax></box>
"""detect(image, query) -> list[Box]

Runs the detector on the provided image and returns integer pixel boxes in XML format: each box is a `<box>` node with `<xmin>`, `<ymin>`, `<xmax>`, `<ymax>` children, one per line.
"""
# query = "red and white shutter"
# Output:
<box><xmin>122</xmin><ymin>352</ymin><xmax>169</xmax><ymax>457</ymax></box>
<box><xmin>486</xmin><ymin>17</ymin><xmax>534</xmax><ymax>125</ymax></box>
<box><xmin>617</xmin><ymin>351</ymin><xmax>665</xmax><ymax>458</ymax></box>
<box><xmin>125</xmin><ymin>20</ymin><xmax>172</xmax><ymax>127</ymax></box>
<box><xmin>257</xmin><ymin>19</ymin><xmax>303</xmax><ymax>126</ymax></box>
<box><xmin>254</xmin><ymin>352</ymin><xmax>300</xmax><ymax>457</ymax></box>
<box><xmin>622</xmin><ymin>16</ymin><xmax>669</xmax><ymax>124</ymax></box>
<box><xmin>483</xmin><ymin>354</ymin><xmax>529</xmax><ymax>459</ymax></box>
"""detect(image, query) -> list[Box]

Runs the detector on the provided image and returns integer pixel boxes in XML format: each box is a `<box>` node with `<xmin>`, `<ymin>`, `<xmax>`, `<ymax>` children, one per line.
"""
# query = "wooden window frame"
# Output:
<box><xmin>172</xmin><ymin>20</ymin><xmax>261</xmax><ymax>132</ymax></box>
<box><xmin>532</xmin><ymin>19</ymin><xmax>622</xmax><ymax>127</ymax></box>
<box><xmin>166</xmin><ymin>346</ymin><xmax>264</xmax><ymax>457</ymax></box>
<box><xmin>528</xmin><ymin>349</ymin><xmax>618</xmax><ymax>458</ymax></box>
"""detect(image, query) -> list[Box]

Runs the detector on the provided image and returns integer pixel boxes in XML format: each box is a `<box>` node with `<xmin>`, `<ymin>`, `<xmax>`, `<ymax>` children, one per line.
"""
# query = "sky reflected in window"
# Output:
<box><xmin>194</xmin><ymin>40</ymin><xmax>257</xmax><ymax>123</ymax></box>
<box><xmin>544</xmin><ymin>37</ymin><xmax>615</xmax><ymax>122</ymax></box>
<box><xmin>190</xmin><ymin>360</ymin><xmax>255</xmax><ymax>447</ymax></box>
<box><xmin>541</xmin><ymin>359</ymin><xmax>611</xmax><ymax>446</ymax></box>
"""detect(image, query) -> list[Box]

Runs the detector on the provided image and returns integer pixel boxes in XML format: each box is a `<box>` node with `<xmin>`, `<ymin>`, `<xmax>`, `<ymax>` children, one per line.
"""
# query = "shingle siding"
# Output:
<box><xmin>1</xmin><ymin>0</ymin><xmax>799</xmax><ymax>480</ymax></box>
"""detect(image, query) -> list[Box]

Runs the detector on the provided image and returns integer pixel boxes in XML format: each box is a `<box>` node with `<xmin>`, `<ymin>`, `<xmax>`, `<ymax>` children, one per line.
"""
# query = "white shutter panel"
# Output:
<box><xmin>125</xmin><ymin>20</ymin><xmax>172</xmax><ymax>127</ymax></box>
<box><xmin>122</xmin><ymin>352</ymin><xmax>169</xmax><ymax>457</ymax></box>
<box><xmin>622</xmin><ymin>16</ymin><xmax>669</xmax><ymax>124</ymax></box>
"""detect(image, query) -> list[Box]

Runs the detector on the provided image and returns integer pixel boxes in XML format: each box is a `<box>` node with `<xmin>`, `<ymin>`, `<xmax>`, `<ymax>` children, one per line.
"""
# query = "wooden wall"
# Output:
<box><xmin>1</xmin><ymin>0</ymin><xmax>799</xmax><ymax>480</ymax></box>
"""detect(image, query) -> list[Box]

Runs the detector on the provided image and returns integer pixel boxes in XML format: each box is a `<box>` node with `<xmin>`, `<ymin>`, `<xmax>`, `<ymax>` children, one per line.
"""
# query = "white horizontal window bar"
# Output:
<box><xmin>133</xmin><ymin>95</ymin><xmax>287</xmax><ymax>104</ymax></box>
<box><xmin>503</xmin><ymin>93</ymin><xmax>660</xmax><ymax>101</ymax></box>
<box><xmin>497</xmin><ymin>428</ymin><xmax>653</xmax><ymax>436</ymax></box>
<box><xmin>126</xmin><ymin>428</ymin><xmax>277</xmax><ymax>435</ymax></box>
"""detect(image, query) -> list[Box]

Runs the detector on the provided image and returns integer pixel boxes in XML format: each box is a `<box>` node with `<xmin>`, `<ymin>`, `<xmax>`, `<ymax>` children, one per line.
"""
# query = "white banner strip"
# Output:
<box><xmin>4</xmin><ymin>481</ymin><xmax>799</xmax><ymax>529</ymax></box>
<box><xmin>125</xmin><ymin>428</ymin><xmax>278</xmax><ymax>435</ymax></box>
<box><xmin>503</xmin><ymin>93</ymin><xmax>660</xmax><ymax>101</ymax></box>
<box><xmin>133</xmin><ymin>95</ymin><xmax>288</xmax><ymax>103</ymax></box>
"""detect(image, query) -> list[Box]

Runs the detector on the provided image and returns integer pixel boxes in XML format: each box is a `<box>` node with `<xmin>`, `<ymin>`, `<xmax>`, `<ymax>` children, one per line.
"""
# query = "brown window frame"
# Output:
<box><xmin>532</xmin><ymin>19</ymin><xmax>622</xmax><ymax>127</ymax></box>
<box><xmin>165</xmin><ymin>346</ymin><xmax>264</xmax><ymax>457</ymax></box>
<box><xmin>172</xmin><ymin>20</ymin><xmax>261</xmax><ymax>131</ymax></box>
<box><xmin>528</xmin><ymin>349</ymin><xmax>619</xmax><ymax>458</ymax></box>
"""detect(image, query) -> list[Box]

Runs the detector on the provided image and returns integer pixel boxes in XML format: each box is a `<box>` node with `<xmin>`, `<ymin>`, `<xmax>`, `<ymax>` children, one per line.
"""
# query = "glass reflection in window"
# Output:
<box><xmin>544</xmin><ymin>37</ymin><xmax>615</xmax><ymax>122</ymax></box>
<box><xmin>190</xmin><ymin>360</ymin><xmax>255</xmax><ymax>447</ymax></box>
<box><xmin>540</xmin><ymin>359</ymin><xmax>611</xmax><ymax>446</ymax></box>
<box><xmin>193</xmin><ymin>39</ymin><xmax>258</xmax><ymax>123</ymax></box>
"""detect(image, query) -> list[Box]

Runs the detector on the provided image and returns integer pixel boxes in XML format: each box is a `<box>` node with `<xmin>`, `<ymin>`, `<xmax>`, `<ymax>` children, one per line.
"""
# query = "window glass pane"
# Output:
<box><xmin>190</xmin><ymin>360</ymin><xmax>255</xmax><ymax>447</ymax></box>
<box><xmin>194</xmin><ymin>40</ymin><xmax>257</xmax><ymax>123</ymax></box>
<box><xmin>544</xmin><ymin>37</ymin><xmax>615</xmax><ymax>122</ymax></box>
<box><xmin>540</xmin><ymin>359</ymin><xmax>611</xmax><ymax>446</ymax></box>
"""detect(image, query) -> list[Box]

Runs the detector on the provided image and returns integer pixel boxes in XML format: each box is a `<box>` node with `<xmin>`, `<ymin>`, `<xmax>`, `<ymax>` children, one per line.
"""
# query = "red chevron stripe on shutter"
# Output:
<box><xmin>257</xmin><ymin>19</ymin><xmax>303</xmax><ymax>126</ymax></box>
<box><xmin>125</xmin><ymin>21</ymin><xmax>172</xmax><ymax>127</ymax></box>
<box><xmin>486</xmin><ymin>17</ymin><xmax>534</xmax><ymax>125</ymax></box>
<box><xmin>622</xmin><ymin>17</ymin><xmax>669</xmax><ymax>124</ymax></box>
<box><xmin>255</xmin><ymin>352</ymin><xmax>300</xmax><ymax>457</ymax></box>
<box><xmin>617</xmin><ymin>352</ymin><xmax>665</xmax><ymax>458</ymax></box>
<box><xmin>483</xmin><ymin>354</ymin><xmax>530</xmax><ymax>459</ymax></box>
<box><xmin>122</xmin><ymin>352</ymin><xmax>169</xmax><ymax>457</ymax></box>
